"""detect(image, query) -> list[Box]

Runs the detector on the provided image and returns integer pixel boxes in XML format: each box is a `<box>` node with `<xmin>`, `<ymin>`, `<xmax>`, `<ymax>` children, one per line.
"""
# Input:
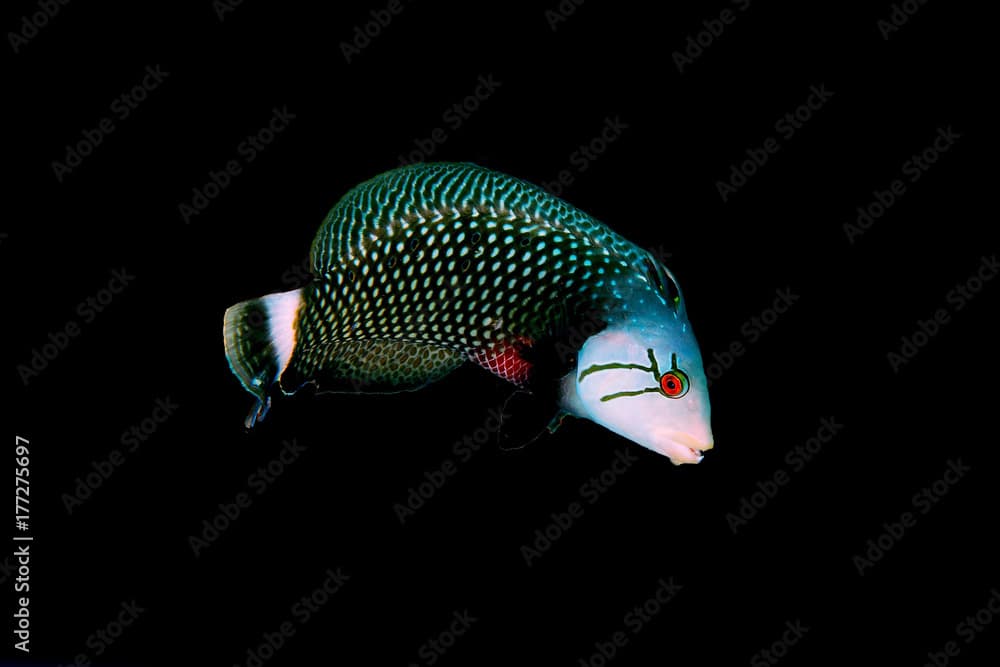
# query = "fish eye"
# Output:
<box><xmin>659</xmin><ymin>370</ymin><xmax>689</xmax><ymax>398</ymax></box>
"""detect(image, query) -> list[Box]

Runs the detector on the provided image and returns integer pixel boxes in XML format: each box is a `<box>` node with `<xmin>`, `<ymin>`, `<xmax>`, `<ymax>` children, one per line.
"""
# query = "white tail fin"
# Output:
<box><xmin>223</xmin><ymin>288</ymin><xmax>303</xmax><ymax>427</ymax></box>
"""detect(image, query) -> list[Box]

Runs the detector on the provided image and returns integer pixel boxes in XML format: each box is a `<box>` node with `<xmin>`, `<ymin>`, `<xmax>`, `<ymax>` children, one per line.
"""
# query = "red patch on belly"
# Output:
<box><xmin>469</xmin><ymin>337</ymin><xmax>533</xmax><ymax>386</ymax></box>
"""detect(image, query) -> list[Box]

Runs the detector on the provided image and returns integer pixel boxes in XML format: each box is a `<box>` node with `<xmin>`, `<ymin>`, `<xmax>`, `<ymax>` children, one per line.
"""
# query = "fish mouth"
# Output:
<box><xmin>658</xmin><ymin>431</ymin><xmax>714</xmax><ymax>466</ymax></box>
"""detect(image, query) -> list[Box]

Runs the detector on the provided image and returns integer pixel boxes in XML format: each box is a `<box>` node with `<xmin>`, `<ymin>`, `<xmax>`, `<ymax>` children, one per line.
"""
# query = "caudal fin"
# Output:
<box><xmin>223</xmin><ymin>288</ymin><xmax>302</xmax><ymax>428</ymax></box>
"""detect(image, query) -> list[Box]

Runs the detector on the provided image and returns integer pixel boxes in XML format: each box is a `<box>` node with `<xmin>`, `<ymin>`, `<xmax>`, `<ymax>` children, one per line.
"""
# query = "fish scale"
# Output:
<box><xmin>302</xmin><ymin>225</ymin><xmax>620</xmax><ymax>356</ymax></box>
<box><xmin>224</xmin><ymin>161</ymin><xmax>679</xmax><ymax>429</ymax></box>
<box><xmin>311</xmin><ymin>162</ymin><xmax>633</xmax><ymax>270</ymax></box>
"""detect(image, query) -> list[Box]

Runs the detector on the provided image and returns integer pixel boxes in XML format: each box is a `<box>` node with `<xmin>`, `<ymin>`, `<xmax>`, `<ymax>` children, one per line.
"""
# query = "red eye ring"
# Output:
<box><xmin>659</xmin><ymin>371</ymin><xmax>688</xmax><ymax>398</ymax></box>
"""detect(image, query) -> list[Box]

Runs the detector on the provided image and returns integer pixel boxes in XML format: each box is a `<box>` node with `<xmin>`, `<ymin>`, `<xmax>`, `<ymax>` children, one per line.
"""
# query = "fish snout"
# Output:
<box><xmin>657</xmin><ymin>431</ymin><xmax>714</xmax><ymax>466</ymax></box>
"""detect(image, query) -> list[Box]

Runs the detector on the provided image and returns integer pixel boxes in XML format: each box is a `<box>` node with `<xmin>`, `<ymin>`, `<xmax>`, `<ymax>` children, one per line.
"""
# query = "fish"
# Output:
<box><xmin>223</xmin><ymin>162</ymin><xmax>714</xmax><ymax>464</ymax></box>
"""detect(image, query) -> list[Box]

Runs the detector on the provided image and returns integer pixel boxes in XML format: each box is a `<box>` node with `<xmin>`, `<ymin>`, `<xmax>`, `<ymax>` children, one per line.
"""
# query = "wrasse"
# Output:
<box><xmin>223</xmin><ymin>163</ymin><xmax>714</xmax><ymax>464</ymax></box>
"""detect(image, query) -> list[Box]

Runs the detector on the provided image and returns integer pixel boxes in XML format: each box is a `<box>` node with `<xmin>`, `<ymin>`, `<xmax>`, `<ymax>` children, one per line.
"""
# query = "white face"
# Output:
<box><xmin>560</xmin><ymin>326</ymin><xmax>714</xmax><ymax>465</ymax></box>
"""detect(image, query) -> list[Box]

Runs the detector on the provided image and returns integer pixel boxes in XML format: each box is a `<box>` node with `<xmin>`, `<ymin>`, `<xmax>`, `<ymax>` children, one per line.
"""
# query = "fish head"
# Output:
<box><xmin>559</xmin><ymin>264</ymin><xmax>713</xmax><ymax>464</ymax></box>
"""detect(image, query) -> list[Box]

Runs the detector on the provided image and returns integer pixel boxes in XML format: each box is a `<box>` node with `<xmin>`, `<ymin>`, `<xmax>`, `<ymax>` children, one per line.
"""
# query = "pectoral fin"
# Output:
<box><xmin>498</xmin><ymin>390</ymin><xmax>562</xmax><ymax>451</ymax></box>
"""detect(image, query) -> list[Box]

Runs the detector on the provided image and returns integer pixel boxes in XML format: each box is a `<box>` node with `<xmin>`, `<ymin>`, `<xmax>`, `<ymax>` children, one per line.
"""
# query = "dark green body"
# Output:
<box><xmin>284</xmin><ymin>163</ymin><xmax>664</xmax><ymax>392</ymax></box>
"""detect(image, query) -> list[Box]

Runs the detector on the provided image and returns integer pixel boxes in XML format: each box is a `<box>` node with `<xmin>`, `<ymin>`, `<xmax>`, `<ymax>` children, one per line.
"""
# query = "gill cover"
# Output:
<box><xmin>560</xmin><ymin>258</ymin><xmax>713</xmax><ymax>464</ymax></box>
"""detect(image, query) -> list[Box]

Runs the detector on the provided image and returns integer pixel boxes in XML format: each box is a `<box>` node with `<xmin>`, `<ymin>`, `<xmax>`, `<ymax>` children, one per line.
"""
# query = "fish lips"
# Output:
<box><xmin>655</xmin><ymin>431</ymin><xmax>714</xmax><ymax>466</ymax></box>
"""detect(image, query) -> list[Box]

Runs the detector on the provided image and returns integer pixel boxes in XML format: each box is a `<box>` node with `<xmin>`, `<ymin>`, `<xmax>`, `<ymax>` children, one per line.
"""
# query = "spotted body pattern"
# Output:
<box><xmin>223</xmin><ymin>162</ymin><xmax>712</xmax><ymax>465</ymax></box>
<box><xmin>283</xmin><ymin>162</ymin><xmax>666</xmax><ymax>392</ymax></box>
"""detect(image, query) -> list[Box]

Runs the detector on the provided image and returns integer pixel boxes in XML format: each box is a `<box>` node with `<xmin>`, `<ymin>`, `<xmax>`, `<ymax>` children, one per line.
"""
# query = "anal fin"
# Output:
<box><xmin>279</xmin><ymin>339</ymin><xmax>465</xmax><ymax>395</ymax></box>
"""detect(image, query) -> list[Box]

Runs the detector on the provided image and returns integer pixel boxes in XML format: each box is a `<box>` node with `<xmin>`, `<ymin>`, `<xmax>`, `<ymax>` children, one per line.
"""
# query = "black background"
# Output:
<box><xmin>7</xmin><ymin>1</ymin><xmax>996</xmax><ymax>665</ymax></box>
